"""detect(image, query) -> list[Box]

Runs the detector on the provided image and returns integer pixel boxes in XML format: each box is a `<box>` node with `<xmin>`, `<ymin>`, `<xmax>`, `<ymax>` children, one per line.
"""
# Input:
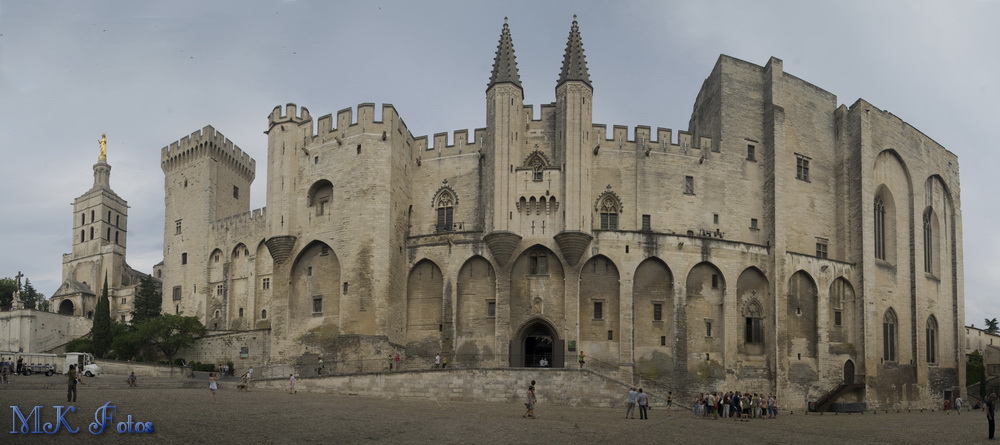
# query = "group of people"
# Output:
<box><xmin>624</xmin><ymin>387</ymin><xmax>650</xmax><ymax>419</ymax></box>
<box><xmin>433</xmin><ymin>353</ymin><xmax>448</xmax><ymax>369</ymax></box>
<box><xmin>0</xmin><ymin>356</ymin><xmax>25</xmax><ymax>379</ymax></box>
<box><xmin>387</xmin><ymin>354</ymin><xmax>402</xmax><ymax>370</ymax></box>
<box><xmin>691</xmin><ymin>391</ymin><xmax>778</xmax><ymax>420</ymax></box>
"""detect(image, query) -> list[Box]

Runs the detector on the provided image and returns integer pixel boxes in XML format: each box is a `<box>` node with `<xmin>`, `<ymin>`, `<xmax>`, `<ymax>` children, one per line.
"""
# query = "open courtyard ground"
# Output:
<box><xmin>1</xmin><ymin>381</ymin><xmax>994</xmax><ymax>444</ymax></box>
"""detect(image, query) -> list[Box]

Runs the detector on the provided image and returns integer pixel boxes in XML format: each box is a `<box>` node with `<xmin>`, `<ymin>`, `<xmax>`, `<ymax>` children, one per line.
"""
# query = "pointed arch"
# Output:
<box><xmin>595</xmin><ymin>185</ymin><xmax>622</xmax><ymax>230</ymax></box>
<box><xmin>456</xmin><ymin>256</ymin><xmax>497</xmax><ymax>365</ymax></box>
<box><xmin>685</xmin><ymin>262</ymin><xmax>725</xmax><ymax>367</ymax></box>
<box><xmin>307</xmin><ymin>179</ymin><xmax>334</xmax><ymax>216</ymax></box>
<box><xmin>883</xmin><ymin>307</ymin><xmax>898</xmax><ymax>362</ymax></box>
<box><xmin>829</xmin><ymin>277</ymin><xmax>856</xmax><ymax>344</ymax></box>
<box><xmin>510</xmin><ymin>245</ymin><xmax>565</xmax><ymax>338</ymax></box>
<box><xmin>926</xmin><ymin>314</ymin><xmax>938</xmax><ymax>364</ymax></box>
<box><xmin>432</xmin><ymin>183</ymin><xmax>458</xmax><ymax>232</ymax></box>
<box><xmin>633</xmin><ymin>257</ymin><xmax>674</xmax><ymax>354</ymax></box>
<box><xmin>788</xmin><ymin>270</ymin><xmax>818</xmax><ymax>358</ymax></box>
<box><xmin>289</xmin><ymin>240</ymin><xmax>340</xmax><ymax>327</ymax></box>
<box><xmin>580</xmin><ymin>255</ymin><xmax>620</xmax><ymax>348</ymax></box>
<box><xmin>406</xmin><ymin>259</ymin><xmax>443</xmax><ymax>357</ymax></box>
<box><xmin>737</xmin><ymin>267</ymin><xmax>768</xmax><ymax>354</ymax></box>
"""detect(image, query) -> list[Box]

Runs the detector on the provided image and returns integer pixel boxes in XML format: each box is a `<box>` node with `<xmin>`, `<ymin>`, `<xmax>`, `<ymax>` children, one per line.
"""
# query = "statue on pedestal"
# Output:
<box><xmin>98</xmin><ymin>133</ymin><xmax>107</xmax><ymax>160</ymax></box>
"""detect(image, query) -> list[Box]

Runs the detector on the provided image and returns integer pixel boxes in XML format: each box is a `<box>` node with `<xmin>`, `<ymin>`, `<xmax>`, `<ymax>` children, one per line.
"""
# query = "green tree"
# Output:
<box><xmin>0</xmin><ymin>277</ymin><xmax>15</xmax><ymax>310</ymax></box>
<box><xmin>986</xmin><ymin>318</ymin><xmax>999</xmax><ymax>335</ymax></box>
<box><xmin>20</xmin><ymin>279</ymin><xmax>42</xmax><ymax>310</ymax></box>
<box><xmin>109</xmin><ymin>322</ymin><xmax>143</xmax><ymax>360</ymax></box>
<box><xmin>65</xmin><ymin>337</ymin><xmax>93</xmax><ymax>354</ymax></box>
<box><xmin>91</xmin><ymin>275</ymin><xmax>114</xmax><ymax>357</ymax></box>
<box><xmin>131</xmin><ymin>275</ymin><xmax>162</xmax><ymax>323</ymax></box>
<box><xmin>968</xmin><ymin>351</ymin><xmax>986</xmax><ymax>397</ymax></box>
<box><xmin>137</xmin><ymin>314</ymin><xmax>206</xmax><ymax>364</ymax></box>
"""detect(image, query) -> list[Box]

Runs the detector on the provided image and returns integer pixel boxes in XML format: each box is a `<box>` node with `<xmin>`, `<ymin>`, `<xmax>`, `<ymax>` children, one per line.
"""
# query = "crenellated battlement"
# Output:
<box><xmin>413</xmin><ymin>128</ymin><xmax>487</xmax><ymax>156</ymax></box>
<box><xmin>209</xmin><ymin>207</ymin><xmax>267</xmax><ymax>231</ymax></box>
<box><xmin>268</xmin><ymin>103</ymin><xmax>312</xmax><ymax>129</ymax></box>
<box><xmin>591</xmin><ymin>123</ymin><xmax>711</xmax><ymax>156</ymax></box>
<box><xmin>161</xmin><ymin>125</ymin><xmax>256</xmax><ymax>181</ymax></box>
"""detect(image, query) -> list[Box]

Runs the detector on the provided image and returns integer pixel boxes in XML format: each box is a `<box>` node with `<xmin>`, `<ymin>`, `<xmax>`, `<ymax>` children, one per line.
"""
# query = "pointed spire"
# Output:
<box><xmin>488</xmin><ymin>17</ymin><xmax>522</xmax><ymax>90</ymax></box>
<box><xmin>557</xmin><ymin>15</ymin><xmax>591</xmax><ymax>88</ymax></box>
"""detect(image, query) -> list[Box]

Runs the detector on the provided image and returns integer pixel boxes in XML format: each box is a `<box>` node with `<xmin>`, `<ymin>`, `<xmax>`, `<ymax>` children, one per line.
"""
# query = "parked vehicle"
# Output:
<box><xmin>0</xmin><ymin>351</ymin><xmax>101</xmax><ymax>377</ymax></box>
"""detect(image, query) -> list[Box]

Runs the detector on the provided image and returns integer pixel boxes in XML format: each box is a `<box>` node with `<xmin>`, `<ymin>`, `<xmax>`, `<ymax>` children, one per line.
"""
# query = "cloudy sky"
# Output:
<box><xmin>1</xmin><ymin>1</ymin><xmax>997</xmax><ymax>324</ymax></box>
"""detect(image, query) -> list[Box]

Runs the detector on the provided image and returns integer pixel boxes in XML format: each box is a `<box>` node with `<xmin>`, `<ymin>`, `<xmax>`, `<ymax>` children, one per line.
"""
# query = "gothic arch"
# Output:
<box><xmin>882</xmin><ymin>307</ymin><xmax>899</xmax><ymax>362</ymax></box>
<box><xmin>737</xmin><ymin>267</ymin><xmax>769</xmax><ymax>355</ymax></box>
<box><xmin>633</xmin><ymin>257</ymin><xmax>674</xmax><ymax>354</ymax></box>
<box><xmin>456</xmin><ymin>256</ymin><xmax>497</xmax><ymax>366</ymax></box>
<box><xmin>432</xmin><ymin>182</ymin><xmax>458</xmax><ymax>232</ymax></box>
<box><xmin>406</xmin><ymin>259</ymin><xmax>443</xmax><ymax>358</ymax></box>
<box><xmin>289</xmin><ymin>240</ymin><xmax>340</xmax><ymax>329</ymax></box>
<box><xmin>510</xmin><ymin>245</ymin><xmax>565</xmax><ymax>338</ymax></box>
<box><xmin>685</xmin><ymin>262</ymin><xmax>725</xmax><ymax>367</ymax></box>
<box><xmin>829</xmin><ymin>277</ymin><xmax>857</xmax><ymax>344</ymax></box>
<box><xmin>595</xmin><ymin>185</ymin><xmax>623</xmax><ymax>230</ymax></box>
<box><xmin>579</xmin><ymin>255</ymin><xmax>620</xmax><ymax>353</ymax></box>
<box><xmin>787</xmin><ymin>270</ymin><xmax>818</xmax><ymax>358</ymax></box>
<box><xmin>522</xmin><ymin>150</ymin><xmax>551</xmax><ymax>169</ymax></box>
<box><xmin>926</xmin><ymin>314</ymin><xmax>939</xmax><ymax>364</ymax></box>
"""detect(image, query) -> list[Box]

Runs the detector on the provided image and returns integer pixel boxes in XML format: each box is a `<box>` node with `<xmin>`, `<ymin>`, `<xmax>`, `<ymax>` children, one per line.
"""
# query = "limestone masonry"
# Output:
<box><xmin>75</xmin><ymin>18</ymin><xmax>967</xmax><ymax>410</ymax></box>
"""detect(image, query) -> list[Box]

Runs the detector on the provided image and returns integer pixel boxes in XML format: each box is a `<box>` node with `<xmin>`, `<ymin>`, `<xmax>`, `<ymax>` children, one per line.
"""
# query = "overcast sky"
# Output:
<box><xmin>1</xmin><ymin>0</ymin><xmax>996</xmax><ymax>325</ymax></box>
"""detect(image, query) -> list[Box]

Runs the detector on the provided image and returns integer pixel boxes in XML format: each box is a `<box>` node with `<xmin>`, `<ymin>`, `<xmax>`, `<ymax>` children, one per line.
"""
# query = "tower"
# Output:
<box><xmin>556</xmin><ymin>16</ymin><xmax>593</xmax><ymax>232</ymax></box>
<box><xmin>160</xmin><ymin>126</ymin><xmax>255</xmax><ymax>318</ymax></box>
<box><xmin>484</xmin><ymin>17</ymin><xmax>524</xmax><ymax>234</ymax></box>
<box><xmin>52</xmin><ymin>135</ymin><xmax>128</xmax><ymax>317</ymax></box>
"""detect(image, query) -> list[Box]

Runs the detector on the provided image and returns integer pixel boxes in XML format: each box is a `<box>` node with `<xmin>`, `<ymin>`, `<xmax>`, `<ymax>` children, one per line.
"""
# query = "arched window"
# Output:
<box><xmin>923</xmin><ymin>209</ymin><xmax>932</xmax><ymax>273</ymax></box>
<box><xmin>926</xmin><ymin>315</ymin><xmax>938</xmax><ymax>363</ymax></box>
<box><xmin>435</xmin><ymin>190</ymin><xmax>456</xmax><ymax>232</ymax></box>
<box><xmin>238</xmin><ymin>307</ymin><xmax>244</xmax><ymax>318</ymax></box>
<box><xmin>596</xmin><ymin>191</ymin><xmax>622</xmax><ymax>230</ymax></box>
<box><xmin>874</xmin><ymin>195</ymin><xmax>886</xmax><ymax>260</ymax></box>
<box><xmin>308</xmin><ymin>180</ymin><xmax>334</xmax><ymax>216</ymax></box>
<box><xmin>89</xmin><ymin>227</ymin><xmax>94</xmax><ymax>240</ymax></box>
<box><xmin>261</xmin><ymin>309</ymin><xmax>267</xmax><ymax>319</ymax></box>
<box><xmin>744</xmin><ymin>300</ymin><xmax>764</xmax><ymax>344</ymax></box>
<box><xmin>80</xmin><ymin>213</ymin><xmax>85</xmax><ymax>225</ymax></box>
<box><xmin>80</xmin><ymin>230</ymin><xmax>85</xmax><ymax>243</ymax></box>
<box><xmin>883</xmin><ymin>309</ymin><xmax>897</xmax><ymax>362</ymax></box>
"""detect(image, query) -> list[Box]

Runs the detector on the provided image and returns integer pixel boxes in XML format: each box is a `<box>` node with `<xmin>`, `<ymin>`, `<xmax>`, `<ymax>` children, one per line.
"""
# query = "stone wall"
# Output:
<box><xmin>175</xmin><ymin>329</ymin><xmax>270</xmax><ymax>376</ymax></box>
<box><xmin>0</xmin><ymin>309</ymin><xmax>91</xmax><ymax>353</ymax></box>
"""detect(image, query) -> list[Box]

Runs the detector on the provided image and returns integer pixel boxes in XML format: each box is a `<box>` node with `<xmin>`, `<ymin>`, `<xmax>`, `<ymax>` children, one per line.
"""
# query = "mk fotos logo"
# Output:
<box><xmin>10</xmin><ymin>402</ymin><xmax>154</xmax><ymax>435</ymax></box>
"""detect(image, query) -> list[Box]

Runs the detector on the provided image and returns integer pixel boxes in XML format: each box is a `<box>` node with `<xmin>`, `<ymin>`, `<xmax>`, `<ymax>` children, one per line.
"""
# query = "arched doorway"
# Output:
<box><xmin>844</xmin><ymin>359</ymin><xmax>855</xmax><ymax>384</ymax></box>
<box><xmin>58</xmin><ymin>299</ymin><xmax>75</xmax><ymax>316</ymax></box>
<box><xmin>510</xmin><ymin>318</ymin><xmax>564</xmax><ymax>368</ymax></box>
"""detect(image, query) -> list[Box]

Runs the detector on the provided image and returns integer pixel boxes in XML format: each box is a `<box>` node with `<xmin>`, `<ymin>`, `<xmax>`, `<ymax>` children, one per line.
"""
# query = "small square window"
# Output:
<box><xmin>653</xmin><ymin>303</ymin><xmax>663</xmax><ymax>321</ymax></box>
<box><xmin>608</xmin><ymin>330</ymin><xmax>614</xmax><ymax>341</ymax></box>
<box><xmin>642</xmin><ymin>214</ymin><xmax>651</xmax><ymax>232</ymax></box>
<box><xmin>233</xmin><ymin>185</ymin><xmax>240</xmax><ymax>199</ymax></box>
<box><xmin>216</xmin><ymin>285</ymin><xmax>223</xmax><ymax>296</ymax></box>
<box><xmin>660</xmin><ymin>336</ymin><xmax>667</xmax><ymax>346</ymax></box>
<box><xmin>175</xmin><ymin>220</ymin><xmax>182</xmax><ymax>235</ymax></box>
<box><xmin>533</xmin><ymin>170</ymin><xmax>543</xmax><ymax>182</ymax></box>
<box><xmin>713</xmin><ymin>213</ymin><xmax>719</xmax><ymax>224</ymax></box>
<box><xmin>594</xmin><ymin>301</ymin><xmax>603</xmax><ymax>320</ymax></box>
<box><xmin>747</xmin><ymin>144</ymin><xmax>756</xmax><ymax>161</ymax></box>
<box><xmin>262</xmin><ymin>277</ymin><xmax>270</xmax><ymax>289</ymax></box>
<box><xmin>834</xmin><ymin>310</ymin><xmax>843</xmax><ymax>327</ymax></box>
<box><xmin>487</xmin><ymin>300</ymin><xmax>496</xmax><ymax>318</ymax></box>
<box><xmin>181</xmin><ymin>253</ymin><xmax>188</xmax><ymax>265</ymax></box>
<box><xmin>172</xmin><ymin>286</ymin><xmax>182</xmax><ymax>301</ymax></box>
<box><xmin>796</xmin><ymin>154</ymin><xmax>811</xmax><ymax>182</ymax></box>
<box><xmin>816</xmin><ymin>242</ymin><xmax>829</xmax><ymax>259</ymax></box>
<box><xmin>320</xmin><ymin>246</ymin><xmax>329</xmax><ymax>256</ymax></box>
<box><xmin>750</xmin><ymin>218</ymin><xmax>759</xmax><ymax>230</ymax></box>
<box><xmin>684</xmin><ymin>176</ymin><xmax>695</xmax><ymax>195</ymax></box>
<box><xmin>705</xmin><ymin>321</ymin><xmax>713</xmax><ymax>337</ymax></box>
<box><xmin>121</xmin><ymin>297</ymin><xmax>126</xmax><ymax>305</ymax></box>
<box><xmin>711</xmin><ymin>274</ymin><xmax>719</xmax><ymax>289</ymax></box>
<box><xmin>307</xmin><ymin>266</ymin><xmax>313</xmax><ymax>277</ymax></box>
<box><xmin>312</xmin><ymin>296</ymin><xmax>323</xmax><ymax>314</ymax></box>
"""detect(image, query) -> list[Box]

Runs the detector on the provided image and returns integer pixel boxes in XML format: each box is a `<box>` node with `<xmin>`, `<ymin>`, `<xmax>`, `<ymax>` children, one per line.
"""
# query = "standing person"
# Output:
<box><xmin>625</xmin><ymin>387</ymin><xmax>637</xmax><ymax>419</ymax></box>
<box><xmin>578</xmin><ymin>351</ymin><xmax>585</xmax><ymax>368</ymax></box>
<box><xmin>209</xmin><ymin>372</ymin><xmax>218</xmax><ymax>403</ymax></box>
<box><xmin>387</xmin><ymin>354</ymin><xmax>393</xmax><ymax>371</ymax></box>
<box><xmin>16</xmin><ymin>356</ymin><xmax>24</xmax><ymax>375</ymax></box>
<box><xmin>955</xmin><ymin>395</ymin><xmax>964</xmax><ymax>414</ymax></box>
<box><xmin>637</xmin><ymin>388</ymin><xmax>649</xmax><ymax>420</ymax></box>
<box><xmin>394</xmin><ymin>353</ymin><xmax>401</xmax><ymax>370</ymax></box>
<box><xmin>987</xmin><ymin>393</ymin><xmax>997</xmax><ymax>440</ymax></box>
<box><xmin>289</xmin><ymin>374</ymin><xmax>297</xmax><ymax>394</ymax></box>
<box><xmin>1</xmin><ymin>361</ymin><xmax>9</xmax><ymax>384</ymax></box>
<box><xmin>441</xmin><ymin>355</ymin><xmax>448</xmax><ymax>369</ymax></box>
<box><xmin>666</xmin><ymin>391</ymin><xmax>673</xmax><ymax>415</ymax></box>
<box><xmin>523</xmin><ymin>385</ymin><xmax>537</xmax><ymax>419</ymax></box>
<box><xmin>67</xmin><ymin>364</ymin><xmax>84</xmax><ymax>402</ymax></box>
<box><xmin>434</xmin><ymin>353</ymin><xmax>441</xmax><ymax>368</ymax></box>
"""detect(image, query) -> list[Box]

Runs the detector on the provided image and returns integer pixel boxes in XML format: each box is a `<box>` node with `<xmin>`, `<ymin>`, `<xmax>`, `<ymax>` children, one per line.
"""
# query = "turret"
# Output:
<box><xmin>556</xmin><ymin>15</ymin><xmax>593</xmax><ymax>232</ymax></box>
<box><xmin>484</xmin><ymin>18</ymin><xmax>524</xmax><ymax>233</ymax></box>
<box><xmin>263</xmin><ymin>104</ymin><xmax>312</xmax><ymax>265</ymax></box>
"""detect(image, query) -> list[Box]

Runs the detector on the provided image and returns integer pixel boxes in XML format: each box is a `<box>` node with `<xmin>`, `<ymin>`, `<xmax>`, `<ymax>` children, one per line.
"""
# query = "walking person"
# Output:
<box><xmin>987</xmin><ymin>392</ymin><xmax>996</xmax><ymax>440</ymax></box>
<box><xmin>394</xmin><ymin>353</ymin><xmax>401</xmax><ymax>370</ymax></box>
<box><xmin>666</xmin><ymin>391</ymin><xmax>673</xmax><ymax>415</ymax></box>
<box><xmin>434</xmin><ymin>353</ymin><xmax>441</xmax><ymax>368</ymax></box>
<box><xmin>209</xmin><ymin>372</ymin><xmax>219</xmax><ymax>403</ymax></box>
<box><xmin>625</xmin><ymin>387</ymin><xmax>637</xmax><ymax>419</ymax></box>
<box><xmin>289</xmin><ymin>374</ymin><xmax>297</xmax><ymax>394</ymax></box>
<box><xmin>523</xmin><ymin>385</ymin><xmax>537</xmax><ymax>419</ymax></box>
<box><xmin>578</xmin><ymin>351</ymin><xmax>585</xmax><ymax>369</ymax></box>
<box><xmin>955</xmin><ymin>395</ymin><xmax>963</xmax><ymax>415</ymax></box>
<box><xmin>637</xmin><ymin>388</ymin><xmax>649</xmax><ymax>420</ymax></box>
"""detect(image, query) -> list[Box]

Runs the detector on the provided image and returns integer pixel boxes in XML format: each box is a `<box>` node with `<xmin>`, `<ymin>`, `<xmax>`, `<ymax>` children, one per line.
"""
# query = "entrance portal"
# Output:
<box><xmin>510</xmin><ymin>319</ymin><xmax>564</xmax><ymax>368</ymax></box>
<box><xmin>58</xmin><ymin>299</ymin><xmax>75</xmax><ymax>316</ymax></box>
<box><xmin>844</xmin><ymin>359</ymin><xmax>855</xmax><ymax>384</ymax></box>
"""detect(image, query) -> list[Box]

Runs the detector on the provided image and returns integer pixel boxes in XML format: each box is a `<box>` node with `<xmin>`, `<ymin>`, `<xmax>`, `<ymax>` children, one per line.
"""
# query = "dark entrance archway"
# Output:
<box><xmin>58</xmin><ymin>299</ymin><xmax>75</xmax><ymax>316</ymax></box>
<box><xmin>844</xmin><ymin>359</ymin><xmax>855</xmax><ymax>384</ymax></box>
<box><xmin>510</xmin><ymin>318</ymin><xmax>564</xmax><ymax>368</ymax></box>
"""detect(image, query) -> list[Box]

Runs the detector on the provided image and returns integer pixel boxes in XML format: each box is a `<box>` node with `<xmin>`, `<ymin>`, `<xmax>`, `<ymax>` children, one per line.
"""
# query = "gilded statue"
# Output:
<box><xmin>98</xmin><ymin>133</ymin><xmax>107</xmax><ymax>159</ymax></box>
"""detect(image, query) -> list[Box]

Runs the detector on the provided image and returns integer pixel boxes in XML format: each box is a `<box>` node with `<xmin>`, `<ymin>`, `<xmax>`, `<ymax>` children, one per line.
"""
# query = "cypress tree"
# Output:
<box><xmin>91</xmin><ymin>273</ymin><xmax>113</xmax><ymax>357</ymax></box>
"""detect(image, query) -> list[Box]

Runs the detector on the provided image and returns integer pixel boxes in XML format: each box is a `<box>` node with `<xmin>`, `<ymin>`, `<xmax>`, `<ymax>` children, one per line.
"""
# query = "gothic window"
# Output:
<box><xmin>216</xmin><ymin>285</ymin><xmax>223</xmax><ymax>296</ymax></box>
<box><xmin>744</xmin><ymin>300</ymin><xmax>764</xmax><ymax>344</ymax></box>
<box><xmin>116</xmin><ymin>215</ymin><xmax>120</xmax><ymax>227</ymax></box>
<box><xmin>883</xmin><ymin>308</ymin><xmax>897</xmax><ymax>362</ymax></box>
<box><xmin>595</xmin><ymin>187</ymin><xmax>622</xmax><ymax>230</ymax></box>
<box><xmin>238</xmin><ymin>307</ymin><xmax>244</xmax><ymax>318</ymax></box>
<box><xmin>926</xmin><ymin>315</ymin><xmax>938</xmax><ymax>363</ymax></box>
<box><xmin>115</xmin><ymin>231</ymin><xmax>119</xmax><ymax>244</ymax></box>
<box><xmin>523</xmin><ymin>151</ymin><xmax>550</xmax><ymax>182</ymax></box>
<box><xmin>262</xmin><ymin>277</ymin><xmax>270</xmax><ymax>289</ymax></box>
<box><xmin>435</xmin><ymin>189</ymin><xmax>457</xmax><ymax>232</ymax></box>
<box><xmin>106</xmin><ymin>228</ymin><xmax>111</xmax><ymax>240</ymax></box>
<box><xmin>529</xmin><ymin>251</ymin><xmax>548</xmax><ymax>275</ymax></box>
<box><xmin>923</xmin><ymin>210</ymin><xmax>932</xmax><ymax>272</ymax></box>
<box><xmin>874</xmin><ymin>195</ymin><xmax>886</xmax><ymax>260</ymax></box>
<box><xmin>261</xmin><ymin>309</ymin><xmax>267</xmax><ymax>319</ymax></box>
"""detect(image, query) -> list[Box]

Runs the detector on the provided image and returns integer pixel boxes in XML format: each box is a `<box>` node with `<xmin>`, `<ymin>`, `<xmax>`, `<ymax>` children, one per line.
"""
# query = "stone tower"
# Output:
<box><xmin>160</xmin><ymin>126</ymin><xmax>255</xmax><ymax>319</ymax></box>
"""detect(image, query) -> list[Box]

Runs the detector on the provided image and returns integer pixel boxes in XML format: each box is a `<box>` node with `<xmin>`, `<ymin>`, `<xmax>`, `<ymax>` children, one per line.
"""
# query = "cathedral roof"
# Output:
<box><xmin>557</xmin><ymin>15</ymin><xmax>591</xmax><ymax>89</ymax></box>
<box><xmin>488</xmin><ymin>17</ymin><xmax>522</xmax><ymax>91</ymax></box>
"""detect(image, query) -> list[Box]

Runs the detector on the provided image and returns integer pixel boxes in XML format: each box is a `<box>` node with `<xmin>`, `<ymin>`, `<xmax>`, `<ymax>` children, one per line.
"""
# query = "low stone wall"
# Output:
<box><xmin>95</xmin><ymin>359</ymin><xmax>189</xmax><ymax>378</ymax></box>
<box><xmin>254</xmin><ymin>368</ymin><xmax>640</xmax><ymax>408</ymax></box>
<box><xmin>0</xmin><ymin>309</ymin><xmax>92</xmax><ymax>353</ymax></box>
<box><xmin>175</xmin><ymin>329</ymin><xmax>270</xmax><ymax>376</ymax></box>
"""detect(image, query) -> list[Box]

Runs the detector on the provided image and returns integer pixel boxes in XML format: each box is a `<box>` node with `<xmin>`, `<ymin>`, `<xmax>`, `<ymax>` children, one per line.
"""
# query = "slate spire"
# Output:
<box><xmin>488</xmin><ymin>17</ymin><xmax>522</xmax><ymax>90</ymax></box>
<box><xmin>557</xmin><ymin>15</ymin><xmax>591</xmax><ymax>88</ymax></box>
